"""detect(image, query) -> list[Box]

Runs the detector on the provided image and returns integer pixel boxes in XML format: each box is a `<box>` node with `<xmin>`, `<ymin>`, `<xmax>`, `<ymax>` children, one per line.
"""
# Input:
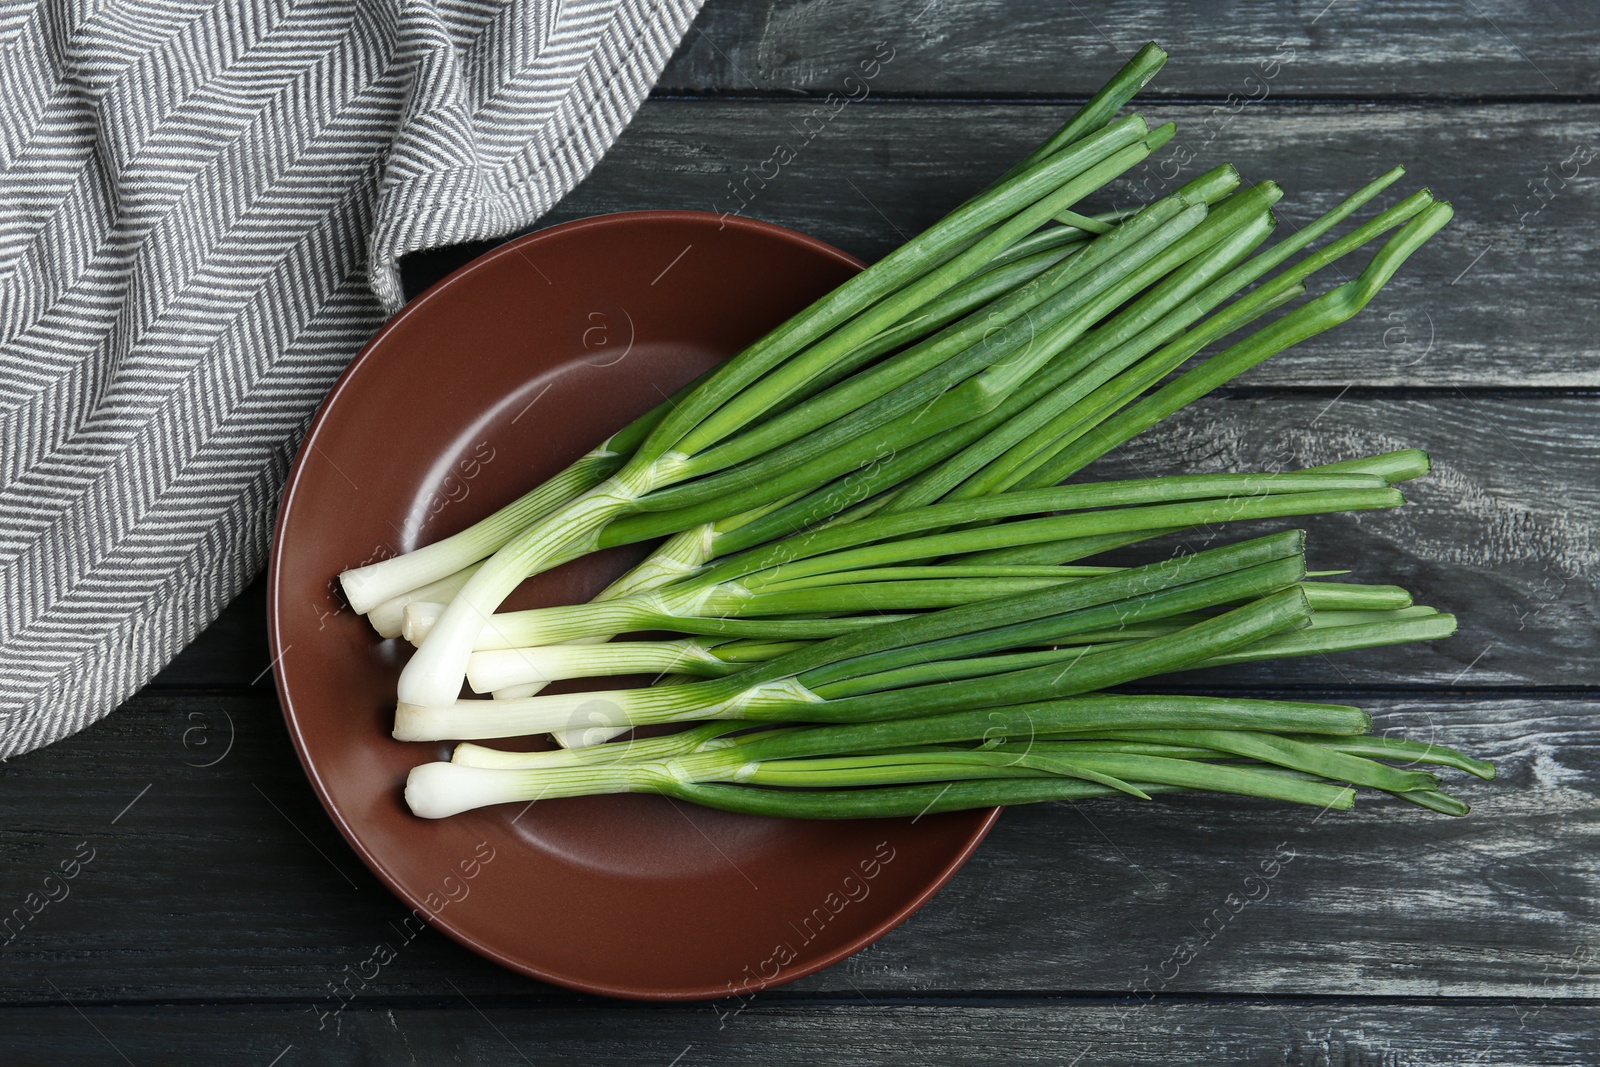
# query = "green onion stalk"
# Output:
<box><xmin>460</xmin><ymin>602</ymin><xmax>1446</xmax><ymax>694</ymax></box>
<box><xmin>393</xmin><ymin>532</ymin><xmax>1455</xmax><ymax>743</ymax></box>
<box><xmin>401</xmin><ymin>466</ymin><xmax>1419</xmax><ymax>655</ymax></box>
<box><xmin>405</xmin><ymin>695</ymin><xmax>1495</xmax><ymax>819</ymax></box>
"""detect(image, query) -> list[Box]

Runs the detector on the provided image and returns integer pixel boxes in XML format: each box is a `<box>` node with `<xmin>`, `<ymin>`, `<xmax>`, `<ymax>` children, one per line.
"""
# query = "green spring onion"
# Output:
<box><xmin>333</xmin><ymin>43</ymin><xmax>1490</xmax><ymax>824</ymax></box>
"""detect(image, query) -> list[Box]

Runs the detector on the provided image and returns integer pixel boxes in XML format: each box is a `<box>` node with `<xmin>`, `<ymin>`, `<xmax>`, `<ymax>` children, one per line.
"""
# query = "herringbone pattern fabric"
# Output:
<box><xmin>0</xmin><ymin>0</ymin><xmax>702</xmax><ymax>757</ymax></box>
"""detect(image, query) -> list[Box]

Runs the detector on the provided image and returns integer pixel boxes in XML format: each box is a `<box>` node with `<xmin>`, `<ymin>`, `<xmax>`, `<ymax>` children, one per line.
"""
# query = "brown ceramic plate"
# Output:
<box><xmin>268</xmin><ymin>211</ymin><xmax>999</xmax><ymax>1001</ymax></box>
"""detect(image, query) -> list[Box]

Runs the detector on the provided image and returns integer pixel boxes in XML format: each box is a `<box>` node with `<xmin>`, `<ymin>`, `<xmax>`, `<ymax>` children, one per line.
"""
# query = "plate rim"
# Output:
<box><xmin>267</xmin><ymin>209</ymin><xmax>1001</xmax><ymax>1001</ymax></box>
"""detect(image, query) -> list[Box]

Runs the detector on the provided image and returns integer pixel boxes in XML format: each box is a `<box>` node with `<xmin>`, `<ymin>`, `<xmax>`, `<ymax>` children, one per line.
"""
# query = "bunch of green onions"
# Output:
<box><xmin>395</xmin><ymin>526</ymin><xmax>1446</xmax><ymax>739</ymax></box>
<box><xmin>337</xmin><ymin>44</ymin><xmax>1491</xmax><ymax>821</ymax></box>
<box><xmin>411</xmin><ymin>696</ymin><xmax>1494</xmax><ymax>821</ymax></box>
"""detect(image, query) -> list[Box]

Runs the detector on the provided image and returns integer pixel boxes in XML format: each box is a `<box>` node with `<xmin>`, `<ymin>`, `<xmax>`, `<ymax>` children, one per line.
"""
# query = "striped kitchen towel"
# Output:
<box><xmin>0</xmin><ymin>0</ymin><xmax>702</xmax><ymax>757</ymax></box>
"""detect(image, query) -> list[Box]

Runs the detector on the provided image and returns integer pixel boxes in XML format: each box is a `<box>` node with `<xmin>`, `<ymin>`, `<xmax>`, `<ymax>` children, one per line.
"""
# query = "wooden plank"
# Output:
<box><xmin>0</xmin><ymin>689</ymin><xmax>1594</xmax><ymax>1003</ymax></box>
<box><xmin>661</xmin><ymin>0</ymin><xmax>1600</xmax><ymax>98</ymax></box>
<box><xmin>490</xmin><ymin>101</ymin><xmax>1600</xmax><ymax>388</ymax></box>
<box><xmin>2</xmin><ymin>999</ymin><xmax>1596</xmax><ymax>1065</ymax></box>
<box><xmin>155</xmin><ymin>395</ymin><xmax>1600</xmax><ymax>689</ymax></box>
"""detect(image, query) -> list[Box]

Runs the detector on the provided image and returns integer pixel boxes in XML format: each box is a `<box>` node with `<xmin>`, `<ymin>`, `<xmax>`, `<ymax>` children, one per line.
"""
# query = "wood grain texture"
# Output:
<box><xmin>501</xmin><ymin>101</ymin><xmax>1600</xmax><ymax>387</ymax></box>
<box><xmin>2</xmin><ymin>998</ymin><xmax>1597</xmax><ymax>1065</ymax></box>
<box><xmin>0</xmin><ymin>690</ymin><xmax>1592</xmax><ymax>1004</ymax></box>
<box><xmin>660</xmin><ymin>0</ymin><xmax>1600</xmax><ymax>97</ymax></box>
<box><xmin>151</xmin><ymin>395</ymin><xmax>1600</xmax><ymax>689</ymax></box>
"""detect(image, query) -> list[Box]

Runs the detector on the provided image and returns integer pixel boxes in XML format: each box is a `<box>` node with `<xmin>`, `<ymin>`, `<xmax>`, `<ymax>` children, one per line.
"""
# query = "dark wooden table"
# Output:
<box><xmin>5</xmin><ymin>2</ymin><xmax>1597</xmax><ymax>1062</ymax></box>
